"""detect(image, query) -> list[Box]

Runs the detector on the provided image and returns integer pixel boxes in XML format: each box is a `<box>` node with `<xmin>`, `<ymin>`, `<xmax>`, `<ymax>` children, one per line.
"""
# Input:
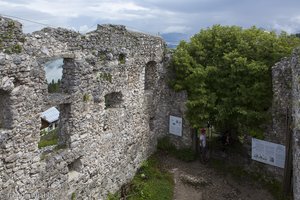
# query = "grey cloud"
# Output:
<box><xmin>1</xmin><ymin>0</ymin><xmax>300</xmax><ymax>36</ymax></box>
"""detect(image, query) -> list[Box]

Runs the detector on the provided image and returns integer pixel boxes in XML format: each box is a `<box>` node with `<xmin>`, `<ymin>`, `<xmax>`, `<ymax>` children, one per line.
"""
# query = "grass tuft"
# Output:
<box><xmin>38</xmin><ymin>128</ymin><xmax>58</xmax><ymax>148</ymax></box>
<box><xmin>107</xmin><ymin>155</ymin><xmax>174</xmax><ymax>200</ymax></box>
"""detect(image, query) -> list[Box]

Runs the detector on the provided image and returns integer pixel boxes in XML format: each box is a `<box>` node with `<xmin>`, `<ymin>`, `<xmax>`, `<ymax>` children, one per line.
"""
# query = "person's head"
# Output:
<box><xmin>201</xmin><ymin>128</ymin><xmax>206</xmax><ymax>134</ymax></box>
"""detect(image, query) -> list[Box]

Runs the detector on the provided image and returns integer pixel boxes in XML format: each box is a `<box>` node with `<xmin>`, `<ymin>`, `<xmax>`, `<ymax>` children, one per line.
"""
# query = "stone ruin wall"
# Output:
<box><xmin>251</xmin><ymin>56</ymin><xmax>294</xmax><ymax>178</ymax></box>
<box><xmin>0</xmin><ymin>16</ymin><xmax>191</xmax><ymax>199</ymax></box>
<box><xmin>271</xmin><ymin>48</ymin><xmax>300</xmax><ymax>199</ymax></box>
<box><xmin>290</xmin><ymin>49</ymin><xmax>300</xmax><ymax>200</ymax></box>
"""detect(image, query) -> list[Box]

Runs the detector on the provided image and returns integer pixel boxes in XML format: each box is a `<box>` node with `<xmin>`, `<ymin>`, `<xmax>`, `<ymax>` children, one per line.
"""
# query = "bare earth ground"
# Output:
<box><xmin>157</xmin><ymin>153</ymin><xmax>274</xmax><ymax>200</ymax></box>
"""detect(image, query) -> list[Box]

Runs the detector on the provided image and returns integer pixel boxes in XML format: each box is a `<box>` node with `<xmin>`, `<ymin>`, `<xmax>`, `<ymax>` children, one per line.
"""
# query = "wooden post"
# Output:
<box><xmin>283</xmin><ymin>108</ymin><xmax>293</xmax><ymax>196</ymax></box>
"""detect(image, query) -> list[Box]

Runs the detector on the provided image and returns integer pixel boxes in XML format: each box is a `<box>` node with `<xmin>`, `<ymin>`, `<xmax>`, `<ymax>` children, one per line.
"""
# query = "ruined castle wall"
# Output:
<box><xmin>269</xmin><ymin>49</ymin><xmax>300</xmax><ymax>199</ymax></box>
<box><xmin>149</xmin><ymin>53</ymin><xmax>191</xmax><ymax>148</ymax></box>
<box><xmin>0</xmin><ymin>17</ymin><xmax>189</xmax><ymax>199</ymax></box>
<box><xmin>290</xmin><ymin>48</ymin><xmax>300</xmax><ymax>200</ymax></box>
<box><xmin>271</xmin><ymin>57</ymin><xmax>293</xmax><ymax>145</ymax></box>
<box><xmin>253</xmin><ymin>57</ymin><xmax>294</xmax><ymax>178</ymax></box>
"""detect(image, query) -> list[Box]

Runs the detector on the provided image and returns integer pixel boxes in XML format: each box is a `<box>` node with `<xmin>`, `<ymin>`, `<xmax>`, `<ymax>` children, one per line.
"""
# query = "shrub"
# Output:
<box><xmin>157</xmin><ymin>136</ymin><xmax>196</xmax><ymax>162</ymax></box>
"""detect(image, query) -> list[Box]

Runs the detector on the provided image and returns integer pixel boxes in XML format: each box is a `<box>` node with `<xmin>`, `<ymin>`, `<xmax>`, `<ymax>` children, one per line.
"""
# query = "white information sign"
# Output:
<box><xmin>251</xmin><ymin>138</ymin><xmax>286</xmax><ymax>168</ymax></box>
<box><xmin>169</xmin><ymin>115</ymin><xmax>182</xmax><ymax>137</ymax></box>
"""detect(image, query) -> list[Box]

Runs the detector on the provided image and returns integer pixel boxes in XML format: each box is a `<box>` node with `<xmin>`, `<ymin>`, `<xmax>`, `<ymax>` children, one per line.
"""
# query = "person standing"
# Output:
<box><xmin>199</xmin><ymin>128</ymin><xmax>207</xmax><ymax>163</ymax></box>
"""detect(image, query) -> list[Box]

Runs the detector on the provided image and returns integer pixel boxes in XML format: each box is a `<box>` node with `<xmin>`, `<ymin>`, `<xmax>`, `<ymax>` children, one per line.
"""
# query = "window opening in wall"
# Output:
<box><xmin>39</xmin><ymin>57</ymin><xmax>73</xmax><ymax>151</ymax></box>
<box><xmin>39</xmin><ymin>106</ymin><xmax>60</xmax><ymax>148</ymax></box>
<box><xmin>0</xmin><ymin>89</ymin><xmax>12</xmax><ymax>129</ymax></box>
<box><xmin>144</xmin><ymin>61</ymin><xmax>157</xmax><ymax>90</ymax></box>
<box><xmin>104</xmin><ymin>92</ymin><xmax>124</xmax><ymax>109</ymax></box>
<box><xmin>39</xmin><ymin>103</ymin><xmax>72</xmax><ymax>149</ymax></box>
<box><xmin>44</xmin><ymin>58</ymin><xmax>63</xmax><ymax>93</ymax></box>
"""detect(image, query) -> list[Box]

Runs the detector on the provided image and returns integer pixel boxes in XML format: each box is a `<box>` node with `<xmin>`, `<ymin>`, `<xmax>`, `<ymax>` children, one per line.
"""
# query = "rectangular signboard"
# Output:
<box><xmin>251</xmin><ymin>138</ymin><xmax>286</xmax><ymax>168</ymax></box>
<box><xmin>169</xmin><ymin>115</ymin><xmax>182</xmax><ymax>137</ymax></box>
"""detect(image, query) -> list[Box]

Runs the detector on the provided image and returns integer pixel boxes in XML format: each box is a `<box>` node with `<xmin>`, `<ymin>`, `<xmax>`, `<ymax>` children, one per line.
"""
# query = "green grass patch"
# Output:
<box><xmin>157</xmin><ymin>136</ymin><xmax>196</xmax><ymax>162</ymax></box>
<box><xmin>38</xmin><ymin>128</ymin><xmax>58</xmax><ymax>148</ymax></box>
<box><xmin>108</xmin><ymin>155</ymin><xmax>174</xmax><ymax>200</ymax></box>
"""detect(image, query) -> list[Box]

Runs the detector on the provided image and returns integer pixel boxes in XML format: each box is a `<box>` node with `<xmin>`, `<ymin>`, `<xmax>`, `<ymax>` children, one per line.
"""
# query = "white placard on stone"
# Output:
<box><xmin>169</xmin><ymin>115</ymin><xmax>182</xmax><ymax>137</ymax></box>
<box><xmin>251</xmin><ymin>138</ymin><xmax>286</xmax><ymax>168</ymax></box>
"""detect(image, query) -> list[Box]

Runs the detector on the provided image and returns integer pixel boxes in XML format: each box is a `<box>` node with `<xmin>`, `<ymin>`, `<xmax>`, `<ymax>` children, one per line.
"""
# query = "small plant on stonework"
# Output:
<box><xmin>107</xmin><ymin>193</ymin><xmax>120</xmax><ymax>200</ymax></box>
<box><xmin>98</xmin><ymin>52</ymin><xmax>106</xmax><ymax>61</ymax></box>
<box><xmin>3</xmin><ymin>44</ymin><xmax>22</xmax><ymax>54</ymax></box>
<box><xmin>19</xmin><ymin>37</ymin><xmax>26</xmax><ymax>43</ymax></box>
<box><xmin>83</xmin><ymin>93</ymin><xmax>91</xmax><ymax>102</ymax></box>
<box><xmin>96</xmin><ymin>72</ymin><xmax>112</xmax><ymax>83</ymax></box>
<box><xmin>249</xmin><ymin>130</ymin><xmax>265</xmax><ymax>140</ymax></box>
<box><xmin>4</xmin><ymin>48</ymin><xmax>12</xmax><ymax>54</ymax></box>
<box><xmin>7</xmin><ymin>21</ymin><xmax>15</xmax><ymax>28</ymax></box>
<box><xmin>118</xmin><ymin>54</ymin><xmax>126</xmax><ymax>64</ymax></box>
<box><xmin>71</xmin><ymin>192</ymin><xmax>76</xmax><ymax>200</ymax></box>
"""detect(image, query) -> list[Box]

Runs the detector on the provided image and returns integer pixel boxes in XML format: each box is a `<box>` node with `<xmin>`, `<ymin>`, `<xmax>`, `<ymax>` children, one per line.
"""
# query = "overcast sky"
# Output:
<box><xmin>1</xmin><ymin>0</ymin><xmax>300</xmax><ymax>36</ymax></box>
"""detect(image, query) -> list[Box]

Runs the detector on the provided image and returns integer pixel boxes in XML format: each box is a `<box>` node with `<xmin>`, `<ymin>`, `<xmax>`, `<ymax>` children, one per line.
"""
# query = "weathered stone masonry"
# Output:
<box><xmin>272</xmin><ymin>48</ymin><xmax>300</xmax><ymax>200</ymax></box>
<box><xmin>0</xmin><ymin>17</ymin><xmax>191</xmax><ymax>199</ymax></box>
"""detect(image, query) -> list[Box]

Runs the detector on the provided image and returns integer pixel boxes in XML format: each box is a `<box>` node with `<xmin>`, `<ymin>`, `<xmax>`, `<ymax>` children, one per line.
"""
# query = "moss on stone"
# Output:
<box><xmin>83</xmin><ymin>93</ymin><xmax>91</xmax><ymax>102</ymax></box>
<box><xmin>118</xmin><ymin>54</ymin><xmax>126</xmax><ymax>64</ymax></box>
<box><xmin>96</xmin><ymin>72</ymin><xmax>112</xmax><ymax>83</ymax></box>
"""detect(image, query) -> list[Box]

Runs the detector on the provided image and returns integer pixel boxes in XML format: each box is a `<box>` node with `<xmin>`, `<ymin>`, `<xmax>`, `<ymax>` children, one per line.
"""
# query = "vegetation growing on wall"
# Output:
<box><xmin>96</xmin><ymin>72</ymin><xmax>112</xmax><ymax>83</ymax></box>
<box><xmin>0</xmin><ymin>19</ymin><xmax>24</xmax><ymax>54</ymax></box>
<box><xmin>119</xmin><ymin>54</ymin><xmax>126</xmax><ymax>64</ymax></box>
<box><xmin>83</xmin><ymin>93</ymin><xmax>91</xmax><ymax>102</ymax></box>
<box><xmin>170</xmin><ymin>25</ymin><xmax>300</xmax><ymax>138</ymax></box>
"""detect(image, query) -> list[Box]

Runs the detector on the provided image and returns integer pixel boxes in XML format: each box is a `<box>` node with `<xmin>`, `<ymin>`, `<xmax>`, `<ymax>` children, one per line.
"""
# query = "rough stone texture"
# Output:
<box><xmin>270</xmin><ymin>48</ymin><xmax>300</xmax><ymax>199</ymax></box>
<box><xmin>271</xmin><ymin>58</ymin><xmax>292</xmax><ymax>145</ymax></box>
<box><xmin>0</xmin><ymin>17</ymin><xmax>191</xmax><ymax>199</ymax></box>
<box><xmin>254</xmin><ymin>57</ymin><xmax>294</xmax><ymax>178</ymax></box>
<box><xmin>0</xmin><ymin>16</ymin><xmax>25</xmax><ymax>54</ymax></box>
<box><xmin>290</xmin><ymin>48</ymin><xmax>300</xmax><ymax>200</ymax></box>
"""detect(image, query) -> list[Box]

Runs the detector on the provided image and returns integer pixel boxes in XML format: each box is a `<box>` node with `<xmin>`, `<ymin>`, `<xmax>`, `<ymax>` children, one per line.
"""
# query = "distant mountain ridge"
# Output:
<box><xmin>161</xmin><ymin>32</ymin><xmax>189</xmax><ymax>48</ymax></box>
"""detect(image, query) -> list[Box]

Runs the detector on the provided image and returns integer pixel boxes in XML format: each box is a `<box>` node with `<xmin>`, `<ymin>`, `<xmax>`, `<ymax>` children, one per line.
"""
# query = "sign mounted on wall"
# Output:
<box><xmin>251</xmin><ymin>138</ymin><xmax>286</xmax><ymax>168</ymax></box>
<box><xmin>169</xmin><ymin>115</ymin><xmax>182</xmax><ymax>137</ymax></box>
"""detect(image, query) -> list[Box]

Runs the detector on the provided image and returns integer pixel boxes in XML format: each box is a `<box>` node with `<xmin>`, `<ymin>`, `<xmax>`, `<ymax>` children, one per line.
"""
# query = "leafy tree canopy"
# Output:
<box><xmin>170</xmin><ymin>25</ymin><xmax>300</xmax><ymax>137</ymax></box>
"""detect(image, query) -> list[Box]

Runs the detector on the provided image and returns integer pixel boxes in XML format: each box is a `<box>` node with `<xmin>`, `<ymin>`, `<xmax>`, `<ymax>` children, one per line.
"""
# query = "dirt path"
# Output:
<box><xmin>158</xmin><ymin>153</ymin><xmax>274</xmax><ymax>200</ymax></box>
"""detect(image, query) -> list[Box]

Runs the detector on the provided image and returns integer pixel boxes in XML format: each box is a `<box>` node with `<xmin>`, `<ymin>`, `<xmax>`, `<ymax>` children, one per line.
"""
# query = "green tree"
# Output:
<box><xmin>48</xmin><ymin>79</ymin><xmax>61</xmax><ymax>93</ymax></box>
<box><xmin>170</xmin><ymin>25</ymin><xmax>300</xmax><ymax>138</ymax></box>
